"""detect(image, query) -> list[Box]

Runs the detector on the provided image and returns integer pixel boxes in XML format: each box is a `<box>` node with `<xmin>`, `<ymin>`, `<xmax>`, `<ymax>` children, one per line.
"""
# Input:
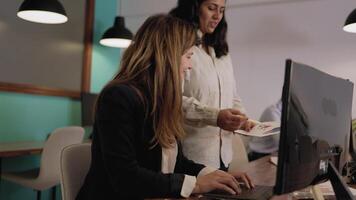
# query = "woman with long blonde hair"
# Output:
<box><xmin>77</xmin><ymin>14</ymin><xmax>253</xmax><ymax>200</ymax></box>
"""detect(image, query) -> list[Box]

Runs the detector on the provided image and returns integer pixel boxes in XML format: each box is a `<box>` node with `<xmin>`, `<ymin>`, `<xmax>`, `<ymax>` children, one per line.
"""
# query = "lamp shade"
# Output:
<box><xmin>17</xmin><ymin>0</ymin><xmax>68</xmax><ymax>24</ymax></box>
<box><xmin>100</xmin><ymin>16</ymin><xmax>133</xmax><ymax>48</ymax></box>
<box><xmin>344</xmin><ymin>9</ymin><xmax>356</xmax><ymax>33</ymax></box>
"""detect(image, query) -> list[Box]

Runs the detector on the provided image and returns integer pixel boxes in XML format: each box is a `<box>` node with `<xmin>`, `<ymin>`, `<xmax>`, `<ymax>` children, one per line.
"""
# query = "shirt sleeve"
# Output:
<box><xmin>180</xmin><ymin>175</ymin><xmax>197</xmax><ymax>197</ymax></box>
<box><xmin>182</xmin><ymin>95</ymin><xmax>220</xmax><ymax>127</ymax></box>
<box><xmin>180</xmin><ymin>166</ymin><xmax>217</xmax><ymax>197</ymax></box>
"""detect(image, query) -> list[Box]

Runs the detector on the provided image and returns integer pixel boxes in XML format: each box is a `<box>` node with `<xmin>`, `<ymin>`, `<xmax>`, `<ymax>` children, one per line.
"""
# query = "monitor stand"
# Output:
<box><xmin>327</xmin><ymin>161</ymin><xmax>355</xmax><ymax>200</ymax></box>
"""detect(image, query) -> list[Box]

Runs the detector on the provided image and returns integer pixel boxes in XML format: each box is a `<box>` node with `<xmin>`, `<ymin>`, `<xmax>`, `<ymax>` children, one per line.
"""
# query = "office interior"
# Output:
<box><xmin>0</xmin><ymin>0</ymin><xmax>356</xmax><ymax>199</ymax></box>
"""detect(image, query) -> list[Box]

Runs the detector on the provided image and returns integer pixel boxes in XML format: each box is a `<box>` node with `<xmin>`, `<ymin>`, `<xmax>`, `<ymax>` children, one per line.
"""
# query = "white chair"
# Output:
<box><xmin>1</xmin><ymin>126</ymin><xmax>84</xmax><ymax>200</ymax></box>
<box><xmin>229</xmin><ymin>134</ymin><xmax>249</xmax><ymax>172</ymax></box>
<box><xmin>60</xmin><ymin>143</ymin><xmax>91</xmax><ymax>200</ymax></box>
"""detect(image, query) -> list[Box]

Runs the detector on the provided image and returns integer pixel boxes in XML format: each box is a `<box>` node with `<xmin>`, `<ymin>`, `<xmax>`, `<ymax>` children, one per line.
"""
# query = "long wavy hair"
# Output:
<box><xmin>170</xmin><ymin>0</ymin><xmax>228</xmax><ymax>58</ymax></box>
<box><xmin>102</xmin><ymin>14</ymin><xmax>196</xmax><ymax>148</ymax></box>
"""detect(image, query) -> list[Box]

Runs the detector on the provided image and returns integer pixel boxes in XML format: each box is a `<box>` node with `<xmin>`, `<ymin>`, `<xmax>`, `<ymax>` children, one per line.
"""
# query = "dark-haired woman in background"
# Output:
<box><xmin>170</xmin><ymin>0</ymin><xmax>255</xmax><ymax>170</ymax></box>
<box><xmin>76</xmin><ymin>14</ymin><xmax>253</xmax><ymax>200</ymax></box>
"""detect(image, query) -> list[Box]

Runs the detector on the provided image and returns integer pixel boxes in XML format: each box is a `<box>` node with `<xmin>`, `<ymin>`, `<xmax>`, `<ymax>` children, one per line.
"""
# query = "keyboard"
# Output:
<box><xmin>202</xmin><ymin>185</ymin><xmax>274</xmax><ymax>200</ymax></box>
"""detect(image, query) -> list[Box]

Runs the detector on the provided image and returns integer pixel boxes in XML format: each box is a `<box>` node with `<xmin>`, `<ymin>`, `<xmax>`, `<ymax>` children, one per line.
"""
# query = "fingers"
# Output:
<box><xmin>243</xmin><ymin>121</ymin><xmax>255</xmax><ymax>132</ymax></box>
<box><xmin>235</xmin><ymin>172</ymin><xmax>255</xmax><ymax>189</ymax></box>
<box><xmin>215</xmin><ymin>170</ymin><xmax>241</xmax><ymax>194</ymax></box>
<box><xmin>198</xmin><ymin>170</ymin><xmax>252</xmax><ymax>195</ymax></box>
<box><xmin>231</xmin><ymin>173</ymin><xmax>240</xmax><ymax>187</ymax></box>
<box><xmin>239</xmin><ymin>174</ymin><xmax>251</xmax><ymax>189</ymax></box>
<box><xmin>219</xmin><ymin>176</ymin><xmax>240</xmax><ymax>194</ymax></box>
<box><xmin>217</xmin><ymin>109</ymin><xmax>250</xmax><ymax>131</ymax></box>
<box><xmin>230</xmin><ymin>114</ymin><xmax>248</xmax><ymax>124</ymax></box>
<box><xmin>215</xmin><ymin>183</ymin><xmax>237</xmax><ymax>195</ymax></box>
<box><xmin>229</xmin><ymin>115</ymin><xmax>248</xmax><ymax>130</ymax></box>
<box><xmin>245</xmin><ymin>174</ymin><xmax>255</xmax><ymax>188</ymax></box>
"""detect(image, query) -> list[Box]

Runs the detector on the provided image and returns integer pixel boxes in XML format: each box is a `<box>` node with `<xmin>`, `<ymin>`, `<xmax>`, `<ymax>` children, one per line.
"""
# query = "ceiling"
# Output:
<box><xmin>119</xmin><ymin>0</ymin><xmax>316</xmax><ymax>17</ymax></box>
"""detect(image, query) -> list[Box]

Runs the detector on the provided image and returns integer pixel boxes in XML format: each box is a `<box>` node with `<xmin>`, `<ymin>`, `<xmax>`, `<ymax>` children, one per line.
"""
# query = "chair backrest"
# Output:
<box><xmin>229</xmin><ymin>134</ymin><xmax>249</xmax><ymax>172</ymax></box>
<box><xmin>60</xmin><ymin>143</ymin><xmax>91</xmax><ymax>200</ymax></box>
<box><xmin>38</xmin><ymin>126</ymin><xmax>84</xmax><ymax>186</ymax></box>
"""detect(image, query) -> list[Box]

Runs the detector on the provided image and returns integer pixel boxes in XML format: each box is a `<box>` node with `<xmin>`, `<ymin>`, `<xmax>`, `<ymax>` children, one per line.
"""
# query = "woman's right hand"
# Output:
<box><xmin>192</xmin><ymin>170</ymin><xmax>241</xmax><ymax>195</ymax></box>
<box><xmin>217</xmin><ymin>109</ymin><xmax>248</xmax><ymax>131</ymax></box>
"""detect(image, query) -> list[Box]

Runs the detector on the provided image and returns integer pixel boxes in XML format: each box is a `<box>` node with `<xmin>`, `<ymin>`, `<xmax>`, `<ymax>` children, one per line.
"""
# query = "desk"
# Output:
<box><xmin>149</xmin><ymin>155</ymin><xmax>289</xmax><ymax>200</ymax></box>
<box><xmin>236</xmin><ymin>156</ymin><xmax>289</xmax><ymax>200</ymax></box>
<box><xmin>151</xmin><ymin>155</ymin><xmax>354</xmax><ymax>200</ymax></box>
<box><xmin>236</xmin><ymin>155</ymin><xmax>277</xmax><ymax>186</ymax></box>
<box><xmin>0</xmin><ymin>141</ymin><xmax>45</xmax><ymax>184</ymax></box>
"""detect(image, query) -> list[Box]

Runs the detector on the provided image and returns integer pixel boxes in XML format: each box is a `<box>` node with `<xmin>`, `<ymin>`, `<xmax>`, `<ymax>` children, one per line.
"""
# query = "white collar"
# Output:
<box><xmin>196</xmin><ymin>29</ymin><xmax>216</xmax><ymax>58</ymax></box>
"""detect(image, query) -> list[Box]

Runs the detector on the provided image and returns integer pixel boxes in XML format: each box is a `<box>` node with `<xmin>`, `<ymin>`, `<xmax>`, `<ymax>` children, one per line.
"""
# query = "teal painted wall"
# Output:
<box><xmin>0</xmin><ymin>0</ymin><xmax>120</xmax><ymax>199</ymax></box>
<box><xmin>0</xmin><ymin>92</ymin><xmax>81</xmax><ymax>142</ymax></box>
<box><xmin>91</xmin><ymin>0</ymin><xmax>121</xmax><ymax>93</ymax></box>
<box><xmin>0</xmin><ymin>92</ymin><xmax>80</xmax><ymax>200</ymax></box>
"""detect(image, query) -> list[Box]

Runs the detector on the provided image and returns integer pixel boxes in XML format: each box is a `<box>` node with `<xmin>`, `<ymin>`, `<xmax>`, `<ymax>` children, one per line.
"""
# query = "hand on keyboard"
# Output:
<box><xmin>204</xmin><ymin>185</ymin><xmax>274</xmax><ymax>200</ymax></box>
<box><xmin>193</xmin><ymin>170</ymin><xmax>241</xmax><ymax>195</ymax></box>
<box><xmin>209</xmin><ymin>185</ymin><xmax>248</xmax><ymax>195</ymax></box>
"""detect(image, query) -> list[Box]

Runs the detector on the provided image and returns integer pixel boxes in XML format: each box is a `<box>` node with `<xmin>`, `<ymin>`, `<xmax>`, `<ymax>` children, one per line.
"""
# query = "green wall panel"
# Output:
<box><xmin>0</xmin><ymin>0</ymin><xmax>120</xmax><ymax>199</ymax></box>
<box><xmin>91</xmin><ymin>0</ymin><xmax>121</xmax><ymax>93</ymax></box>
<box><xmin>0</xmin><ymin>92</ymin><xmax>80</xmax><ymax>142</ymax></box>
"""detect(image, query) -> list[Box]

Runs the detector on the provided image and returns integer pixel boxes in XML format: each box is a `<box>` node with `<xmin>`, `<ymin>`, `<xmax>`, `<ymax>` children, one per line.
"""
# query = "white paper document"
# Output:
<box><xmin>234</xmin><ymin>121</ymin><xmax>280</xmax><ymax>137</ymax></box>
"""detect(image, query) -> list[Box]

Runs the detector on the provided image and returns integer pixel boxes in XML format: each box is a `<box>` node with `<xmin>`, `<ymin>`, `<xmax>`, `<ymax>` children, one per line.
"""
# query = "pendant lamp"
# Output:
<box><xmin>17</xmin><ymin>0</ymin><xmax>68</xmax><ymax>24</ymax></box>
<box><xmin>344</xmin><ymin>9</ymin><xmax>356</xmax><ymax>33</ymax></box>
<box><xmin>100</xmin><ymin>16</ymin><xmax>133</xmax><ymax>48</ymax></box>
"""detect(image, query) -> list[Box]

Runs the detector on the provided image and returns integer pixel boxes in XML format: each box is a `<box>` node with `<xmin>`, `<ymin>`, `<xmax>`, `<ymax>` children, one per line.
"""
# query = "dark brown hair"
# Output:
<box><xmin>170</xmin><ymin>0</ymin><xmax>228</xmax><ymax>58</ymax></box>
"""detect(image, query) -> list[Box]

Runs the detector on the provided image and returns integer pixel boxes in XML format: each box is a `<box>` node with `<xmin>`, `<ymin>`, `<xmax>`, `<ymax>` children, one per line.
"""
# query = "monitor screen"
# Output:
<box><xmin>81</xmin><ymin>92</ymin><xmax>98</xmax><ymax>127</ymax></box>
<box><xmin>274</xmin><ymin>59</ymin><xmax>354</xmax><ymax>195</ymax></box>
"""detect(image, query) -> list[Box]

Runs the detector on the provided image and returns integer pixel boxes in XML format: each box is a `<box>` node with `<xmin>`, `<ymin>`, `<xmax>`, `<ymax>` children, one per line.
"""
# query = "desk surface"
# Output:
<box><xmin>0</xmin><ymin>141</ymin><xmax>44</xmax><ymax>157</ymax></box>
<box><xmin>237</xmin><ymin>155</ymin><xmax>277</xmax><ymax>186</ymax></box>
<box><xmin>148</xmin><ymin>155</ymin><xmax>289</xmax><ymax>200</ymax></box>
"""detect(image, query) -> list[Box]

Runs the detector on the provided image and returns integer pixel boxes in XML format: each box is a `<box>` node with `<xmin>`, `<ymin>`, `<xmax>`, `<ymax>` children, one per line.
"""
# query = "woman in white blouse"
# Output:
<box><xmin>170</xmin><ymin>0</ymin><xmax>255</xmax><ymax>170</ymax></box>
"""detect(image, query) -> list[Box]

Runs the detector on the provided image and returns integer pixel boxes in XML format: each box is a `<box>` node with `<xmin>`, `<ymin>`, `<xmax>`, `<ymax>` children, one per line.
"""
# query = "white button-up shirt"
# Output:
<box><xmin>182</xmin><ymin>40</ymin><xmax>246</xmax><ymax>169</ymax></box>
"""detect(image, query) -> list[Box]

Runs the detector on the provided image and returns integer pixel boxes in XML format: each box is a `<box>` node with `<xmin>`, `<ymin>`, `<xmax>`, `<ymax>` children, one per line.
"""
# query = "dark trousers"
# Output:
<box><xmin>248</xmin><ymin>151</ymin><xmax>270</xmax><ymax>162</ymax></box>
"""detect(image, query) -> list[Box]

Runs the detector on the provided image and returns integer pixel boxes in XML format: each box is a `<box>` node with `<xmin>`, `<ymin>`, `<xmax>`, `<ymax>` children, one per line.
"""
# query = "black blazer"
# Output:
<box><xmin>76</xmin><ymin>84</ymin><xmax>205</xmax><ymax>200</ymax></box>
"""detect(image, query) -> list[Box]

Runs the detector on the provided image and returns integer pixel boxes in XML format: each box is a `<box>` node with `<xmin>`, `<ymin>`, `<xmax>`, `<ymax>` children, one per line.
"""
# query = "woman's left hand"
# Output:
<box><xmin>228</xmin><ymin>171</ymin><xmax>255</xmax><ymax>189</ymax></box>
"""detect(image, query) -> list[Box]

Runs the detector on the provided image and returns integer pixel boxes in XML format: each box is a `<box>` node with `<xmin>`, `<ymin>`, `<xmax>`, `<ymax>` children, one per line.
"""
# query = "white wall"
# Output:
<box><xmin>120</xmin><ymin>0</ymin><xmax>356</xmax><ymax>119</ymax></box>
<box><xmin>119</xmin><ymin>0</ymin><xmax>175</xmax><ymax>33</ymax></box>
<box><xmin>227</xmin><ymin>0</ymin><xmax>356</xmax><ymax>118</ymax></box>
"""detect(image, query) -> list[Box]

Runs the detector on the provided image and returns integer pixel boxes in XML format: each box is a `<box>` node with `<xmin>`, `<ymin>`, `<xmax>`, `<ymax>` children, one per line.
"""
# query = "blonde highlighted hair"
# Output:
<box><xmin>104</xmin><ymin>14</ymin><xmax>196</xmax><ymax>148</ymax></box>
